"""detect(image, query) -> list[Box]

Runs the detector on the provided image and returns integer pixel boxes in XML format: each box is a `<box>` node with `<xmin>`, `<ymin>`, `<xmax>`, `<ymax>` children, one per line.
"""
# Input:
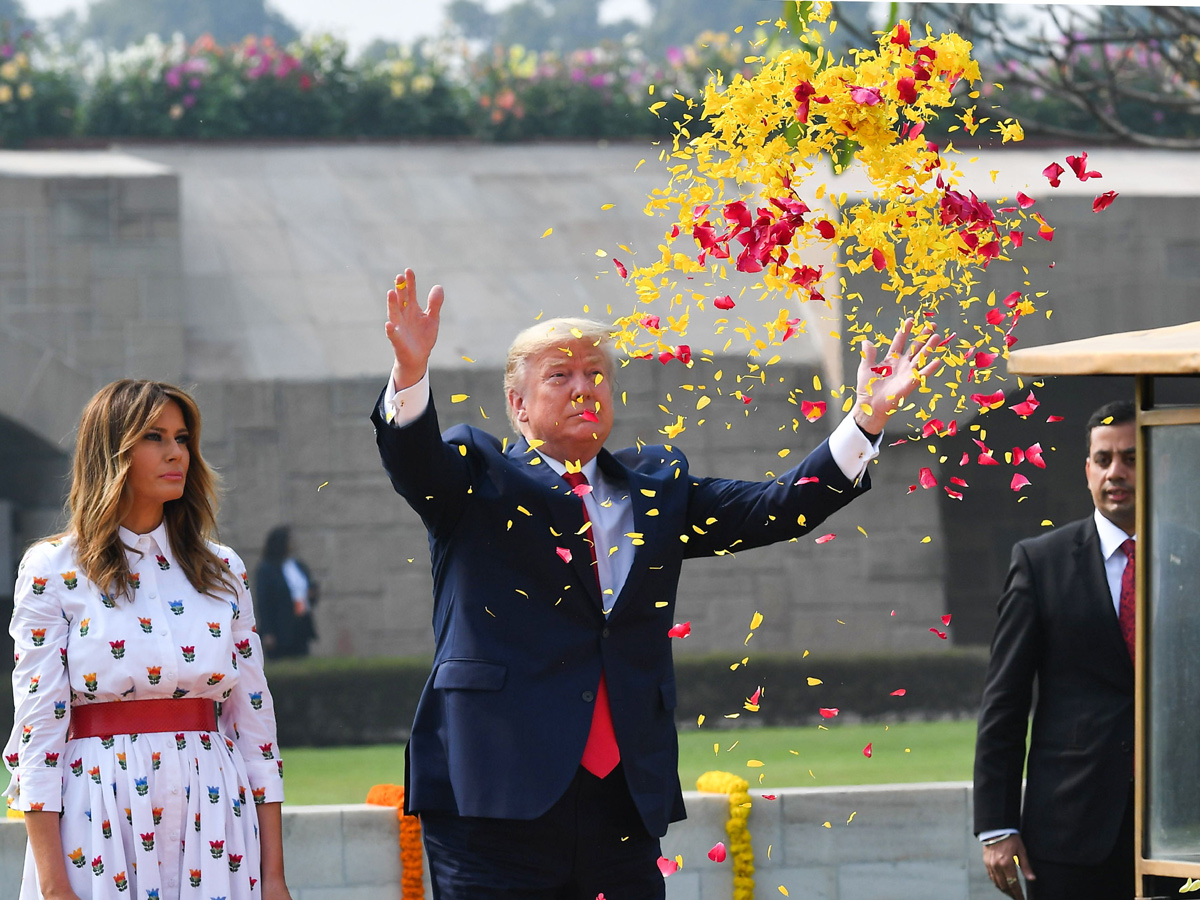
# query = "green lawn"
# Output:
<box><xmin>280</xmin><ymin>720</ymin><xmax>977</xmax><ymax>805</ymax></box>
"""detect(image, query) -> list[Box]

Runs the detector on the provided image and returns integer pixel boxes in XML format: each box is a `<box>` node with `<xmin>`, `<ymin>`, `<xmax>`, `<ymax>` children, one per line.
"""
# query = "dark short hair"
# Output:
<box><xmin>1085</xmin><ymin>400</ymin><xmax>1135</xmax><ymax>452</ymax></box>
<box><xmin>263</xmin><ymin>525</ymin><xmax>290</xmax><ymax>563</ymax></box>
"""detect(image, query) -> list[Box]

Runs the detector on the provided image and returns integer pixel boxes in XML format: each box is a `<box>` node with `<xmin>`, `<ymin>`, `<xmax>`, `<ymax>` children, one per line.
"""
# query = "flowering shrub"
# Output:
<box><xmin>5</xmin><ymin>27</ymin><xmax>758</xmax><ymax>142</ymax></box>
<box><xmin>84</xmin><ymin>33</ymin><xmax>354</xmax><ymax>138</ymax></box>
<box><xmin>0</xmin><ymin>26</ymin><xmax>77</xmax><ymax>147</ymax></box>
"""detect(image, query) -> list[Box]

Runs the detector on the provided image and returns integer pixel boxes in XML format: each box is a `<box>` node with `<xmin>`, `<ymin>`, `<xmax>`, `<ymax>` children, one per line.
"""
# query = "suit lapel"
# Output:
<box><xmin>505</xmin><ymin>437</ymin><xmax>605</xmax><ymax>615</ymax></box>
<box><xmin>1073</xmin><ymin>517</ymin><xmax>1132</xmax><ymax>672</ymax></box>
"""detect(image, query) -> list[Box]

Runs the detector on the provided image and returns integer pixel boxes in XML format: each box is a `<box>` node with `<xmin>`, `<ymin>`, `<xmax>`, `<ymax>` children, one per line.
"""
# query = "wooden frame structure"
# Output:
<box><xmin>1009</xmin><ymin>320</ymin><xmax>1200</xmax><ymax>898</ymax></box>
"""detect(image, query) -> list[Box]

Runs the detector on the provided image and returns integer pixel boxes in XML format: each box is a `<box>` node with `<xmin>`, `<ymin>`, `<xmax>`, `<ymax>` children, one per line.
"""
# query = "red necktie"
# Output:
<box><xmin>563</xmin><ymin>470</ymin><xmax>620</xmax><ymax>778</ymax></box>
<box><xmin>1118</xmin><ymin>538</ymin><xmax>1136</xmax><ymax>663</ymax></box>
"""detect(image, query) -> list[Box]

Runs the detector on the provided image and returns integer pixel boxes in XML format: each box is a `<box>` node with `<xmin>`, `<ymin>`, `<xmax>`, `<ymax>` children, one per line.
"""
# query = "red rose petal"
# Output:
<box><xmin>708</xmin><ymin>842</ymin><xmax>727</xmax><ymax>863</ymax></box>
<box><xmin>815</xmin><ymin>533</ymin><xmax>836</xmax><ymax>544</ymax></box>
<box><xmin>863</xmin><ymin>742</ymin><xmax>873</xmax><ymax>758</ymax></box>
<box><xmin>667</xmin><ymin>622</ymin><xmax>692</xmax><ymax>639</ymax></box>
<box><xmin>819</xmin><ymin>707</ymin><xmax>839</xmax><ymax>718</ymax></box>
<box><xmin>1010</xmin><ymin>473</ymin><xmax>1031</xmax><ymax>491</ymax></box>
<box><xmin>1093</xmin><ymin>190</ymin><xmax>1118</xmax><ymax>213</ymax></box>
<box><xmin>890</xmin><ymin>688</ymin><xmax>907</xmax><ymax>696</ymax></box>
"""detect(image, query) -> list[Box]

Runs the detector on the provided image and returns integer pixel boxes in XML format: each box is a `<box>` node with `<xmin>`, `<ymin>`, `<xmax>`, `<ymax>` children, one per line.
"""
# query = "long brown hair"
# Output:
<box><xmin>54</xmin><ymin>380</ymin><xmax>235</xmax><ymax>600</ymax></box>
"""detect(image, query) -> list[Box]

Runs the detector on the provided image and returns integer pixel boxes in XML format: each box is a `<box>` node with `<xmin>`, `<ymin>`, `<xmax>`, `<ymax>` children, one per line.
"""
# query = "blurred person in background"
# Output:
<box><xmin>255</xmin><ymin>525</ymin><xmax>318</xmax><ymax>660</ymax></box>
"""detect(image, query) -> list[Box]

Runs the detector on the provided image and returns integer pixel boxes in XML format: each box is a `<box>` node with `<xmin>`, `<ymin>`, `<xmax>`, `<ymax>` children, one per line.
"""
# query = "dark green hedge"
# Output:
<box><xmin>259</xmin><ymin>650</ymin><xmax>989</xmax><ymax>747</ymax></box>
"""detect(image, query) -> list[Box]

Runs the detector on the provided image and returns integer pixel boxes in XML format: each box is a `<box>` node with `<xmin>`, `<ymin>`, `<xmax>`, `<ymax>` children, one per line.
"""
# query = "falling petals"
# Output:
<box><xmin>1010</xmin><ymin>473</ymin><xmax>1031</xmax><ymax>492</ymax></box>
<box><xmin>657</xmin><ymin>856</ymin><xmax>679</xmax><ymax>877</ymax></box>
<box><xmin>580</xmin><ymin>410</ymin><xmax>599</xmax><ymax>423</ymax></box>
<box><xmin>890</xmin><ymin>689</ymin><xmax>907</xmax><ymax>696</ymax></box>
<box><xmin>801</xmin><ymin>400</ymin><xmax>826</xmax><ymax>422</ymax></box>
<box><xmin>973</xmin><ymin>351</ymin><xmax>997</xmax><ymax>369</ymax></box>
<box><xmin>1093</xmin><ymin>191</ymin><xmax>1118</xmax><ymax>213</ymax></box>
<box><xmin>1026</xmin><ymin>443</ymin><xmax>1046</xmax><ymax>468</ymax></box>
<box><xmin>556</xmin><ymin>547</ymin><xmax>572</xmax><ymax>564</ymax></box>
<box><xmin>850</xmin><ymin>85</ymin><xmax>883</xmax><ymax>106</ymax></box>
<box><xmin>815</xmin><ymin>533</ymin><xmax>836</xmax><ymax>544</ymax></box>
<box><xmin>986</xmin><ymin>308</ymin><xmax>1006</xmax><ymax>325</ymax></box>
<box><xmin>571</xmin><ymin>482</ymin><xmax>593</xmax><ymax>497</ymax></box>
<box><xmin>1047</xmin><ymin>415</ymin><xmax>1065</xmax><ymax>423</ymax></box>
<box><xmin>795</xmin><ymin>476</ymin><xmax>820</xmax><ymax>485</ymax></box>
<box><xmin>1010</xmin><ymin>392</ymin><xmax>1039</xmax><ymax>417</ymax></box>
<box><xmin>929</xmin><ymin>628</ymin><xmax>947</xmax><ymax>639</ymax></box>
<box><xmin>708</xmin><ymin>842</ymin><xmax>727</xmax><ymax>863</ymax></box>
<box><xmin>819</xmin><ymin>707</ymin><xmax>839</xmax><ymax>718</ymax></box>
<box><xmin>871</xmin><ymin>247</ymin><xmax>887</xmax><ymax>271</ymax></box>
<box><xmin>941</xmin><ymin>614</ymin><xmax>952</xmax><ymax>626</ymax></box>
<box><xmin>918</xmin><ymin>467</ymin><xmax>937</xmax><ymax>489</ymax></box>
<box><xmin>1015</xmin><ymin>191</ymin><xmax>1035</xmax><ymax>209</ymax></box>
<box><xmin>713</xmin><ymin>295</ymin><xmax>736</xmax><ymax>310</ymax></box>
<box><xmin>815</xmin><ymin>220</ymin><xmax>837</xmax><ymax>239</ymax></box>
<box><xmin>1066</xmin><ymin>151</ymin><xmax>1102</xmax><ymax>181</ymax></box>
<box><xmin>1042</xmin><ymin>161</ymin><xmax>1064</xmax><ymax>188</ymax></box>
<box><xmin>970</xmin><ymin>390</ymin><xmax>1006</xmax><ymax>410</ymax></box>
<box><xmin>668</xmin><ymin>622</ymin><xmax>692</xmax><ymax>639</ymax></box>
<box><xmin>862</xmin><ymin>743</ymin><xmax>873</xmax><ymax>758</ymax></box>
<box><xmin>614</xmin><ymin>259</ymin><xmax>628</xmax><ymax>278</ymax></box>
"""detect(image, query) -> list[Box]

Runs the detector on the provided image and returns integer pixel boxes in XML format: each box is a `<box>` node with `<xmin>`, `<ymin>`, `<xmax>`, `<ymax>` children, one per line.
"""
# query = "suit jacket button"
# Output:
<box><xmin>582</xmin><ymin>691</ymin><xmax>595</xmax><ymax>703</ymax></box>
<box><xmin>1121</xmin><ymin>741</ymin><xmax>1132</xmax><ymax>752</ymax></box>
<box><xmin>601</xmin><ymin>628</ymin><xmax>610</xmax><ymax>638</ymax></box>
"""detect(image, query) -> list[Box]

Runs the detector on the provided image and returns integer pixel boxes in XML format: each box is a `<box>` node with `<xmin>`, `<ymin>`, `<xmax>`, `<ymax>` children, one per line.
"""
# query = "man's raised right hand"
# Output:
<box><xmin>386</xmin><ymin>267</ymin><xmax>444</xmax><ymax>391</ymax></box>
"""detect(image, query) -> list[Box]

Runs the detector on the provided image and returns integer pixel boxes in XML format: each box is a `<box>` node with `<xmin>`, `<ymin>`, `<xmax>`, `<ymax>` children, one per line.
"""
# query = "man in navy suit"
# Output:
<box><xmin>974</xmin><ymin>400</ymin><xmax>1139</xmax><ymax>900</ymax></box>
<box><xmin>373</xmin><ymin>268</ymin><xmax>941</xmax><ymax>899</ymax></box>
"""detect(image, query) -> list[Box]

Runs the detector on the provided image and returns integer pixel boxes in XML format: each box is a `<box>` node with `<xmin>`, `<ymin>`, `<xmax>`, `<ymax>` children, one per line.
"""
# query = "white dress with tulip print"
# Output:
<box><xmin>3</xmin><ymin>523</ymin><xmax>284</xmax><ymax>900</ymax></box>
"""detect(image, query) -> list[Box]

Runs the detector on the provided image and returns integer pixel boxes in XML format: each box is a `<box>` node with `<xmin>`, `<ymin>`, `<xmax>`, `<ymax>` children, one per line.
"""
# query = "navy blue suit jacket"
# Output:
<box><xmin>372</xmin><ymin>393</ymin><xmax>870</xmax><ymax>837</ymax></box>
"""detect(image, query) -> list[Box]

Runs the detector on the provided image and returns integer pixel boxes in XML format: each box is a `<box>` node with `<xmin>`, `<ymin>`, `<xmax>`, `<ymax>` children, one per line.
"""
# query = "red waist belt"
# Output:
<box><xmin>68</xmin><ymin>698</ymin><xmax>217</xmax><ymax>741</ymax></box>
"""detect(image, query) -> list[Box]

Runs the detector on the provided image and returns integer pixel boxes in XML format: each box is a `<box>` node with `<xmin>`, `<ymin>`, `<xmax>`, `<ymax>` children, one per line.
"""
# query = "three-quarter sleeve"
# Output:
<box><xmin>4</xmin><ymin>543</ymin><xmax>72</xmax><ymax>811</ymax></box>
<box><xmin>216</xmin><ymin>547</ymin><xmax>285</xmax><ymax>805</ymax></box>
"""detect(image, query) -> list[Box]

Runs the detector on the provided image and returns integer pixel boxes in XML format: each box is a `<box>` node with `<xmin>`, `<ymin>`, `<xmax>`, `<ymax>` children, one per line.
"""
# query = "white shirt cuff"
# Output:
<box><xmin>827</xmin><ymin>412</ymin><xmax>881</xmax><ymax>484</ymax></box>
<box><xmin>383</xmin><ymin>371</ymin><xmax>431</xmax><ymax>427</ymax></box>
<box><xmin>979</xmin><ymin>828</ymin><xmax>1020</xmax><ymax>842</ymax></box>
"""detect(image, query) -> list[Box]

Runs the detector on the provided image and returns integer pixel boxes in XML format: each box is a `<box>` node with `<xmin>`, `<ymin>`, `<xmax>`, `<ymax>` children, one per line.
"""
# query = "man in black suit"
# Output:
<box><xmin>974</xmin><ymin>400</ymin><xmax>1137</xmax><ymax>900</ymax></box>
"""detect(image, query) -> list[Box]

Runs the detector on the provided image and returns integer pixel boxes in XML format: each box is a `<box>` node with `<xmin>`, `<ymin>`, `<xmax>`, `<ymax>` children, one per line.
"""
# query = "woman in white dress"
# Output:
<box><xmin>3</xmin><ymin>380</ymin><xmax>292</xmax><ymax>900</ymax></box>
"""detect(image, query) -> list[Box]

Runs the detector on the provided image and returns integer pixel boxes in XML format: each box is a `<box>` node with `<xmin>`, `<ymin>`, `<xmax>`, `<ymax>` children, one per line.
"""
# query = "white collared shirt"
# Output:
<box><xmin>1093</xmin><ymin>508</ymin><xmax>1136</xmax><ymax>615</ymax></box>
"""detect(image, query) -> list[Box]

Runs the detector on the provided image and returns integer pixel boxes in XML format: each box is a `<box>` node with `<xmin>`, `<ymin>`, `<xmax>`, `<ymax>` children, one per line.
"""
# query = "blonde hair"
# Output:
<box><xmin>51</xmin><ymin>380</ymin><xmax>235</xmax><ymax>601</ymax></box>
<box><xmin>503</xmin><ymin>317</ymin><xmax>616</xmax><ymax>432</ymax></box>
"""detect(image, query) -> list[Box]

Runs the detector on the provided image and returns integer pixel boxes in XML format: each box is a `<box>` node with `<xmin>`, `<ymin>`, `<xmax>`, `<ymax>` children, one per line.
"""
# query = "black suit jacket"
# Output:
<box><xmin>372</xmin><ymin>393</ymin><xmax>869</xmax><ymax>836</ymax></box>
<box><xmin>973</xmin><ymin>516</ymin><xmax>1134</xmax><ymax>865</ymax></box>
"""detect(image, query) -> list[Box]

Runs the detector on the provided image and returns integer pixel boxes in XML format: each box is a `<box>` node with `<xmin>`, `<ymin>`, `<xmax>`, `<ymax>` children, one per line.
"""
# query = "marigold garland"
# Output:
<box><xmin>365</xmin><ymin>783</ymin><xmax>425</xmax><ymax>900</ymax></box>
<box><xmin>697</xmin><ymin>770</ymin><xmax>754</xmax><ymax>900</ymax></box>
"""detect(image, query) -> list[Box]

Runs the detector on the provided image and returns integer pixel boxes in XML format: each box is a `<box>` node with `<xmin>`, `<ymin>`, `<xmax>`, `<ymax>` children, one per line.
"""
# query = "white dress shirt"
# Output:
<box><xmin>382</xmin><ymin>371</ymin><xmax>882</xmax><ymax>612</ymax></box>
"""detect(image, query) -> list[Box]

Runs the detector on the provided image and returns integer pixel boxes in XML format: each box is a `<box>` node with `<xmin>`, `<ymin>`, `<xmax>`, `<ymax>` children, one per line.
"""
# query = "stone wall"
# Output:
<box><xmin>1</xmin><ymin>785</ymin><xmax>999</xmax><ymax>900</ymax></box>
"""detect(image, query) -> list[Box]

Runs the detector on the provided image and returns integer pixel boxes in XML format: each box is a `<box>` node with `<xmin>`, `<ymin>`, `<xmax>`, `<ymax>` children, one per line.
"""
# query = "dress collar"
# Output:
<box><xmin>118</xmin><ymin>520</ymin><xmax>172</xmax><ymax>560</ymax></box>
<box><xmin>1094</xmin><ymin>508</ymin><xmax>1135</xmax><ymax>560</ymax></box>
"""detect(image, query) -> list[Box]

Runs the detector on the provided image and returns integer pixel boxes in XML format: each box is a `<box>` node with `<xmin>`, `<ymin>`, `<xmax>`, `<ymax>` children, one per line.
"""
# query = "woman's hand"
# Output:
<box><xmin>386</xmin><ymin>267</ymin><xmax>444</xmax><ymax>391</ymax></box>
<box><xmin>259</xmin><ymin>872</ymin><xmax>294</xmax><ymax>900</ymax></box>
